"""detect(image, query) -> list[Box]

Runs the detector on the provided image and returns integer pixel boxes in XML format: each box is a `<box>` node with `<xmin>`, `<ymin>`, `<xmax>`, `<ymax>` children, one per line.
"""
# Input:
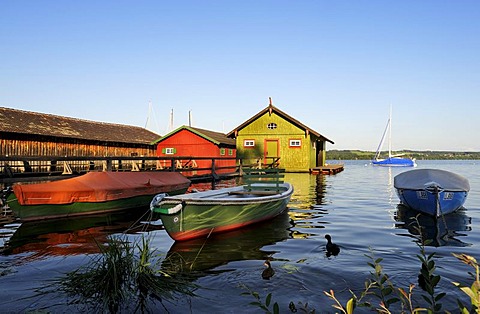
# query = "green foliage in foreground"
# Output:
<box><xmin>327</xmin><ymin>150</ymin><xmax>480</xmax><ymax>161</ymax></box>
<box><xmin>453</xmin><ymin>253</ymin><xmax>480</xmax><ymax>313</ymax></box>
<box><xmin>31</xmin><ymin>226</ymin><xmax>479</xmax><ymax>313</ymax></box>
<box><xmin>243</xmin><ymin>216</ymin><xmax>480</xmax><ymax>313</ymax></box>
<box><xmin>244</xmin><ymin>251</ymin><xmax>479</xmax><ymax>314</ymax></box>
<box><xmin>241</xmin><ymin>287</ymin><xmax>280</xmax><ymax>314</ymax></box>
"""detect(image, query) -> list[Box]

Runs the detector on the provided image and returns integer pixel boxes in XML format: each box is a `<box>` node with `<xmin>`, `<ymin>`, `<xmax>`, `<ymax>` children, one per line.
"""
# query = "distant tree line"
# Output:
<box><xmin>327</xmin><ymin>150</ymin><xmax>480</xmax><ymax>160</ymax></box>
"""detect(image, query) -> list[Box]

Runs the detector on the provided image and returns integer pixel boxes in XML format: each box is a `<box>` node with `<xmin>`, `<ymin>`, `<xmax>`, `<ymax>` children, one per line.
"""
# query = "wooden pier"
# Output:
<box><xmin>310</xmin><ymin>164</ymin><xmax>344</xmax><ymax>175</ymax></box>
<box><xmin>0</xmin><ymin>156</ymin><xmax>239</xmax><ymax>185</ymax></box>
<box><xmin>1</xmin><ymin>156</ymin><xmax>345</xmax><ymax>186</ymax></box>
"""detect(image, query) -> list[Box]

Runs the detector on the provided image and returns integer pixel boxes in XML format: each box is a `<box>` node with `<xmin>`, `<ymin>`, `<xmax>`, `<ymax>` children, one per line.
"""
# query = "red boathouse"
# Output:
<box><xmin>153</xmin><ymin>126</ymin><xmax>237</xmax><ymax>176</ymax></box>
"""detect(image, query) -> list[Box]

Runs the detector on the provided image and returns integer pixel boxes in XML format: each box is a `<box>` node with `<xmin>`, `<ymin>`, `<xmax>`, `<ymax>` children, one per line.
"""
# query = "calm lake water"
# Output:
<box><xmin>1</xmin><ymin>160</ymin><xmax>479</xmax><ymax>313</ymax></box>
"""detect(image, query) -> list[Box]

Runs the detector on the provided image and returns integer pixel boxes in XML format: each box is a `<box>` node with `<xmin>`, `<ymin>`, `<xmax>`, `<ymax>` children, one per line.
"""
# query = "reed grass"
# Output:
<box><xmin>51</xmin><ymin>234</ymin><xmax>197</xmax><ymax>313</ymax></box>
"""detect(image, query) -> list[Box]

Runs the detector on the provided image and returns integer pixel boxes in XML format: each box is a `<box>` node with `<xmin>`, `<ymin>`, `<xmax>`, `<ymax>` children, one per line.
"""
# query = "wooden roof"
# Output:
<box><xmin>0</xmin><ymin>107</ymin><xmax>160</xmax><ymax>145</ymax></box>
<box><xmin>154</xmin><ymin>125</ymin><xmax>236</xmax><ymax>148</ymax></box>
<box><xmin>226</xmin><ymin>103</ymin><xmax>334</xmax><ymax>144</ymax></box>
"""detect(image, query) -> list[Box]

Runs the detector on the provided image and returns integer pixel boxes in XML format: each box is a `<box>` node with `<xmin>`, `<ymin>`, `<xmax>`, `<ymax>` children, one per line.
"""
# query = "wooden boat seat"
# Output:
<box><xmin>229</xmin><ymin>190</ymin><xmax>280</xmax><ymax>196</ymax></box>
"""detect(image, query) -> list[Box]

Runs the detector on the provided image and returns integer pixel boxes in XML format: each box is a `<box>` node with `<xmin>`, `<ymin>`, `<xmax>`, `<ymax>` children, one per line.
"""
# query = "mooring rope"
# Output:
<box><xmin>190</xmin><ymin>227</ymin><xmax>215</xmax><ymax>271</ymax></box>
<box><xmin>434</xmin><ymin>187</ymin><xmax>449</xmax><ymax>240</ymax></box>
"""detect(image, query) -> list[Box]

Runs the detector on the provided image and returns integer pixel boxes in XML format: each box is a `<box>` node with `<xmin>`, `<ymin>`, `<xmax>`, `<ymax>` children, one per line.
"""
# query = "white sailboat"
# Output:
<box><xmin>372</xmin><ymin>107</ymin><xmax>416</xmax><ymax>167</ymax></box>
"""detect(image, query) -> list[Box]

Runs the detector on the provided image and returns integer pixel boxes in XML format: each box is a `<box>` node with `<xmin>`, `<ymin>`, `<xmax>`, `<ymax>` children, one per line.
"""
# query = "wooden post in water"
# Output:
<box><xmin>107</xmin><ymin>160</ymin><xmax>113</xmax><ymax>171</ymax></box>
<box><xmin>238</xmin><ymin>159</ymin><xmax>244</xmax><ymax>176</ymax></box>
<box><xmin>211</xmin><ymin>158</ymin><xmax>219</xmax><ymax>189</ymax></box>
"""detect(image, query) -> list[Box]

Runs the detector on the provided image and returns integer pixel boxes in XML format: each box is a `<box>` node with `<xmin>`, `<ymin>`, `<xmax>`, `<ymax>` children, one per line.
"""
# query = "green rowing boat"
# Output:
<box><xmin>150</xmin><ymin>182</ymin><xmax>293</xmax><ymax>241</ymax></box>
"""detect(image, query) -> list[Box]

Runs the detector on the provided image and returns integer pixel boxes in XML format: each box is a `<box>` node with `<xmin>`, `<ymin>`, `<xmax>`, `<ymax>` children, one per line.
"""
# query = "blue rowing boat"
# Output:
<box><xmin>394</xmin><ymin>169</ymin><xmax>470</xmax><ymax>217</ymax></box>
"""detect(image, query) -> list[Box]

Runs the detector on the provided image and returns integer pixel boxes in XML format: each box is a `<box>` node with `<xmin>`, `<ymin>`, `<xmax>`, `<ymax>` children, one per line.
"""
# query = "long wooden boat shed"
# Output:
<box><xmin>226</xmin><ymin>99</ymin><xmax>334</xmax><ymax>172</ymax></box>
<box><xmin>0</xmin><ymin>107</ymin><xmax>159</xmax><ymax>157</ymax></box>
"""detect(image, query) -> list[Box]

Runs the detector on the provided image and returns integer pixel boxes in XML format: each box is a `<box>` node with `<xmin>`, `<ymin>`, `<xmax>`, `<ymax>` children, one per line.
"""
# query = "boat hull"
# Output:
<box><xmin>8</xmin><ymin>188</ymin><xmax>188</xmax><ymax>221</ymax></box>
<box><xmin>372</xmin><ymin>157</ymin><xmax>416</xmax><ymax>167</ymax></box>
<box><xmin>395</xmin><ymin>188</ymin><xmax>468</xmax><ymax>216</ymax></box>
<box><xmin>7</xmin><ymin>172</ymin><xmax>191</xmax><ymax>221</ymax></box>
<box><xmin>394</xmin><ymin>169</ymin><xmax>470</xmax><ymax>217</ymax></box>
<box><xmin>151</xmin><ymin>183</ymin><xmax>293</xmax><ymax>241</ymax></box>
<box><xmin>162</xmin><ymin>211</ymin><xmax>292</xmax><ymax>274</ymax></box>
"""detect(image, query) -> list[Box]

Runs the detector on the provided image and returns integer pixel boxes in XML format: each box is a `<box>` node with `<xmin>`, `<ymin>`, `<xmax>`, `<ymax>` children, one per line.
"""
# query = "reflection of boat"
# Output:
<box><xmin>394</xmin><ymin>204</ymin><xmax>472</xmax><ymax>247</ymax></box>
<box><xmin>7</xmin><ymin>172</ymin><xmax>191</xmax><ymax>221</ymax></box>
<box><xmin>2</xmin><ymin>210</ymin><xmax>152</xmax><ymax>256</ymax></box>
<box><xmin>394</xmin><ymin>169</ymin><xmax>470</xmax><ymax>216</ymax></box>
<box><xmin>150</xmin><ymin>182</ymin><xmax>293</xmax><ymax>241</ymax></box>
<box><xmin>162</xmin><ymin>211</ymin><xmax>292</xmax><ymax>272</ymax></box>
<box><xmin>372</xmin><ymin>107</ymin><xmax>416</xmax><ymax>167</ymax></box>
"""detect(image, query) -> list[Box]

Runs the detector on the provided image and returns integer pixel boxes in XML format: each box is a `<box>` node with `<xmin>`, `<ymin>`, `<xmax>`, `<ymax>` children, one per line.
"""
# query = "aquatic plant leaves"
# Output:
<box><xmin>346</xmin><ymin>298</ymin><xmax>355</xmax><ymax>314</ymax></box>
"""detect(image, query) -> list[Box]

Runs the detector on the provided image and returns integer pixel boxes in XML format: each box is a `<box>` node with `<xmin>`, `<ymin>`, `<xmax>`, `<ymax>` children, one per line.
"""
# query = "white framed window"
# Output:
<box><xmin>267</xmin><ymin>123</ymin><xmax>277</xmax><ymax>130</ymax></box>
<box><xmin>165</xmin><ymin>148</ymin><xmax>175</xmax><ymax>154</ymax></box>
<box><xmin>289</xmin><ymin>139</ymin><xmax>301</xmax><ymax>147</ymax></box>
<box><xmin>244</xmin><ymin>140</ymin><xmax>255</xmax><ymax>147</ymax></box>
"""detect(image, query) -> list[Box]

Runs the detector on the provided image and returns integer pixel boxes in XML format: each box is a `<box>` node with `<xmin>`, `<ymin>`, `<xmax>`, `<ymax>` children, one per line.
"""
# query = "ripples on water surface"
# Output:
<box><xmin>0</xmin><ymin>160</ymin><xmax>478</xmax><ymax>312</ymax></box>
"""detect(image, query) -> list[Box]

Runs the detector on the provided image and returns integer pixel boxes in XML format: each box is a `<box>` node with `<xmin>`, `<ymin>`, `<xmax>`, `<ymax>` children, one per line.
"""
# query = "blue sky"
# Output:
<box><xmin>1</xmin><ymin>1</ymin><xmax>479</xmax><ymax>151</ymax></box>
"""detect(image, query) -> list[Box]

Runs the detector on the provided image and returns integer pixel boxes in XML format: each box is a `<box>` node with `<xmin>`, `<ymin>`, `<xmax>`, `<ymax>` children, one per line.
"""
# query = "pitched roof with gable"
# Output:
<box><xmin>0</xmin><ymin>107</ymin><xmax>160</xmax><ymax>145</ymax></box>
<box><xmin>226</xmin><ymin>103</ymin><xmax>334</xmax><ymax>144</ymax></box>
<box><xmin>154</xmin><ymin>125</ymin><xmax>236</xmax><ymax>147</ymax></box>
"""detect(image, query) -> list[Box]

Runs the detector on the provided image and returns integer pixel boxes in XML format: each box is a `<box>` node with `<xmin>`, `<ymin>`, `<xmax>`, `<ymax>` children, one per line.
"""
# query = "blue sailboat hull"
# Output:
<box><xmin>372</xmin><ymin>157</ymin><xmax>416</xmax><ymax>167</ymax></box>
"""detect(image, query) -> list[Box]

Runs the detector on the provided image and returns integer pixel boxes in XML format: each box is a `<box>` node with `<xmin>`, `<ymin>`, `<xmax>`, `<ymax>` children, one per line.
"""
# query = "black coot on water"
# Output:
<box><xmin>325</xmin><ymin>234</ymin><xmax>340</xmax><ymax>257</ymax></box>
<box><xmin>262</xmin><ymin>260</ymin><xmax>275</xmax><ymax>280</ymax></box>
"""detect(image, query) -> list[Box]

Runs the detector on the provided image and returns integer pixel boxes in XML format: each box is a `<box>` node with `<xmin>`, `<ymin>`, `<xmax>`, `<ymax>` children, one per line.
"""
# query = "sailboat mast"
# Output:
<box><xmin>169</xmin><ymin>109</ymin><xmax>174</xmax><ymax>131</ymax></box>
<box><xmin>388</xmin><ymin>106</ymin><xmax>392</xmax><ymax>158</ymax></box>
<box><xmin>145</xmin><ymin>100</ymin><xmax>152</xmax><ymax>128</ymax></box>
